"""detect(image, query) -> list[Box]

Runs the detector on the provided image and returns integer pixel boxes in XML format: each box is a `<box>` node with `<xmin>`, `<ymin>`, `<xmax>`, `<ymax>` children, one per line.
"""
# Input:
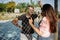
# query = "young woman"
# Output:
<box><xmin>29</xmin><ymin>4</ymin><xmax>57</xmax><ymax>40</ymax></box>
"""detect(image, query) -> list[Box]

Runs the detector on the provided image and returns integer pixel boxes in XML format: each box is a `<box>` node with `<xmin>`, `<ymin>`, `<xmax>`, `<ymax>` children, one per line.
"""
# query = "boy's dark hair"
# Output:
<box><xmin>27</xmin><ymin>5</ymin><xmax>34</xmax><ymax>9</ymax></box>
<box><xmin>25</xmin><ymin>5</ymin><xmax>34</xmax><ymax>12</ymax></box>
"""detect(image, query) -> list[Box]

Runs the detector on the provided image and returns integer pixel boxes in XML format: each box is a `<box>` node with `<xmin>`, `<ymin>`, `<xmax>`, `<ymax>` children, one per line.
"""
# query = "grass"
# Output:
<box><xmin>0</xmin><ymin>12</ymin><xmax>23</xmax><ymax>20</ymax></box>
<box><xmin>0</xmin><ymin>12</ymin><xmax>60</xmax><ymax>20</ymax></box>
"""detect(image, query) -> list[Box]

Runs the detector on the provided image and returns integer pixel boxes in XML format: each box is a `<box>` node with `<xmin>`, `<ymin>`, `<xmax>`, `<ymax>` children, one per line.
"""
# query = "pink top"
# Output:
<box><xmin>39</xmin><ymin>17</ymin><xmax>50</xmax><ymax>38</ymax></box>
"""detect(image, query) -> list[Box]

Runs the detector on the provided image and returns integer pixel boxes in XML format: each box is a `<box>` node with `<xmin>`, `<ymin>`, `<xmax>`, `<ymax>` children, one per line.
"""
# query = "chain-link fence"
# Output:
<box><xmin>0</xmin><ymin>21</ymin><xmax>20</xmax><ymax>40</ymax></box>
<box><xmin>0</xmin><ymin>14</ymin><xmax>55</xmax><ymax>40</ymax></box>
<box><xmin>0</xmin><ymin>16</ymin><xmax>40</xmax><ymax>40</ymax></box>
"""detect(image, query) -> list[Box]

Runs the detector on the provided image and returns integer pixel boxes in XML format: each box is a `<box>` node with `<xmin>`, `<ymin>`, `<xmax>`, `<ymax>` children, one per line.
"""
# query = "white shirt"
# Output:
<box><xmin>39</xmin><ymin>17</ymin><xmax>50</xmax><ymax>38</ymax></box>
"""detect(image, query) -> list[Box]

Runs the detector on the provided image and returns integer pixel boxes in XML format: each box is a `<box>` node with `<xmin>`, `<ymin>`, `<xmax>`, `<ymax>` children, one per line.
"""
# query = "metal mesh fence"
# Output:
<box><xmin>0</xmin><ymin>13</ymin><xmax>54</xmax><ymax>40</ymax></box>
<box><xmin>0</xmin><ymin>32</ymin><xmax>20</xmax><ymax>40</ymax></box>
<box><xmin>0</xmin><ymin>21</ymin><xmax>20</xmax><ymax>40</ymax></box>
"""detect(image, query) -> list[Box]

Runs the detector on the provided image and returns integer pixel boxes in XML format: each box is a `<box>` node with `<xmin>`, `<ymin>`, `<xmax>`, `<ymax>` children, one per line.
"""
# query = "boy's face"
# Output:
<box><xmin>28</xmin><ymin>7</ymin><xmax>34</xmax><ymax>15</ymax></box>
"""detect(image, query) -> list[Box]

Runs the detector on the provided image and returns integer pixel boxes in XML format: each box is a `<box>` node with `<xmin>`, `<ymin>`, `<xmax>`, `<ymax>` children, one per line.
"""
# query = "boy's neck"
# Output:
<box><xmin>26</xmin><ymin>13</ymin><xmax>32</xmax><ymax>18</ymax></box>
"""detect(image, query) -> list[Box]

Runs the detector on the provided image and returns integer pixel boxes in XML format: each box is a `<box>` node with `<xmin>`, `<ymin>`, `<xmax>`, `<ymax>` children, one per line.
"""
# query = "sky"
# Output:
<box><xmin>0</xmin><ymin>0</ymin><xmax>60</xmax><ymax>11</ymax></box>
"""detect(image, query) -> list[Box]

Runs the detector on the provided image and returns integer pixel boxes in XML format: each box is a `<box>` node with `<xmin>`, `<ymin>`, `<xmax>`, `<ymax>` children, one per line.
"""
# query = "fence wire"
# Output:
<box><xmin>0</xmin><ymin>14</ymin><xmax>54</xmax><ymax>40</ymax></box>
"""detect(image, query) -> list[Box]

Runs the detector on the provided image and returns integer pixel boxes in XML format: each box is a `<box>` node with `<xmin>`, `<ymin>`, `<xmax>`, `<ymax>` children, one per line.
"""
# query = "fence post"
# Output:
<box><xmin>54</xmin><ymin>0</ymin><xmax>58</xmax><ymax>40</ymax></box>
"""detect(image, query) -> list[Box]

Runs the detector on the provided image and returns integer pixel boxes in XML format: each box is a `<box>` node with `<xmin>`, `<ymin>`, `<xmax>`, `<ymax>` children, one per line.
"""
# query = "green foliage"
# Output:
<box><xmin>0</xmin><ymin>3</ymin><xmax>6</xmax><ymax>12</ymax></box>
<box><xmin>16</xmin><ymin>3</ymin><xmax>27</xmax><ymax>13</ymax></box>
<box><xmin>58</xmin><ymin>12</ymin><xmax>60</xmax><ymax>18</ymax></box>
<box><xmin>6</xmin><ymin>1</ymin><xmax>15</xmax><ymax>8</ymax></box>
<box><xmin>0</xmin><ymin>0</ymin><xmax>39</xmax><ymax>13</ymax></box>
<box><xmin>0</xmin><ymin>1</ymin><xmax>16</xmax><ymax>12</ymax></box>
<box><xmin>6</xmin><ymin>1</ymin><xmax>16</xmax><ymax>12</ymax></box>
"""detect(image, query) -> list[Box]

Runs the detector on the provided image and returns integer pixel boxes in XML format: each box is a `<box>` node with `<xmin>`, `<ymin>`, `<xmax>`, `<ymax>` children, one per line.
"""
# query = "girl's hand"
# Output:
<box><xmin>29</xmin><ymin>18</ymin><xmax>33</xmax><ymax>25</ymax></box>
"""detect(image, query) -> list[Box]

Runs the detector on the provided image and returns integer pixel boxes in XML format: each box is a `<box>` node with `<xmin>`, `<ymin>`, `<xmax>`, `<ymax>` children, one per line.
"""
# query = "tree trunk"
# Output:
<box><xmin>54</xmin><ymin>0</ymin><xmax>58</xmax><ymax>40</ymax></box>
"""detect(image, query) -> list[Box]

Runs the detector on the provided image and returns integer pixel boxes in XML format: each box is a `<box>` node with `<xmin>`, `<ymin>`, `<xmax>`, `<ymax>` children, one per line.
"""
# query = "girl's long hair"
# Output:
<box><xmin>41</xmin><ymin>4</ymin><xmax>57</xmax><ymax>33</ymax></box>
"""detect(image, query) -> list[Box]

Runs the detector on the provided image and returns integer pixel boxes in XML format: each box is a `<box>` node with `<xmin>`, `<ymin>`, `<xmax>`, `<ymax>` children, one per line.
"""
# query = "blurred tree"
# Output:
<box><xmin>54</xmin><ymin>0</ymin><xmax>58</xmax><ymax>40</ymax></box>
<box><xmin>0</xmin><ymin>3</ymin><xmax>6</xmax><ymax>12</ymax></box>
<box><xmin>16</xmin><ymin>3</ymin><xmax>27</xmax><ymax>13</ymax></box>
<box><xmin>58</xmin><ymin>12</ymin><xmax>60</xmax><ymax>18</ymax></box>
<box><xmin>6</xmin><ymin>1</ymin><xmax>16</xmax><ymax>12</ymax></box>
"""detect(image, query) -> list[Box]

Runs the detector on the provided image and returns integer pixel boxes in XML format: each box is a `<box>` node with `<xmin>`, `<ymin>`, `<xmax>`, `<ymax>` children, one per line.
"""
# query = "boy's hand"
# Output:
<box><xmin>29</xmin><ymin>18</ymin><xmax>33</xmax><ymax>25</ymax></box>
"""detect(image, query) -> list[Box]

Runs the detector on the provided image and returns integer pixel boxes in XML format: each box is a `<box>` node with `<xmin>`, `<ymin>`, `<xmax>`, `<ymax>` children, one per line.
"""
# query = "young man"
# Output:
<box><xmin>12</xmin><ymin>5</ymin><xmax>37</xmax><ymax>40</ymax></box>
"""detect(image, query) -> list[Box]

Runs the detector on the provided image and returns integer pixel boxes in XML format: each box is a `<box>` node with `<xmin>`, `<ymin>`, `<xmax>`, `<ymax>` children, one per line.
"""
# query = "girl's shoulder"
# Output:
<box><xmin>42</xmin><ymin>17</ymin><xmax>48</xmax><ymax>21</ymax></box>
<box><xmin>42</xmin><ymin>17</ymin><xmax>50</xmax><ymax>24</ymax></box>
<box><xmin>39</xmin><ymin>17</ymin><xmax>49</xmax><ymax>25</ymax></box>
